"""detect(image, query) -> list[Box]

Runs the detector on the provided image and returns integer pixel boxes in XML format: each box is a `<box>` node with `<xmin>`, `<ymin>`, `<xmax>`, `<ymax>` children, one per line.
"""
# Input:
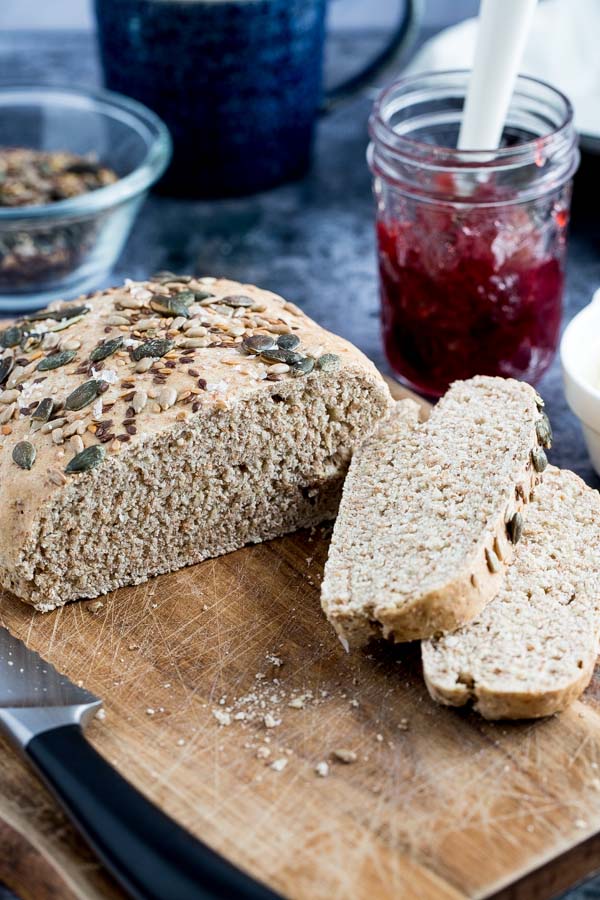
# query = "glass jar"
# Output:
<box><xmin>368</xmin><ymin>71</ymin><xmax>579</xmax><ymax>398</ymax></box>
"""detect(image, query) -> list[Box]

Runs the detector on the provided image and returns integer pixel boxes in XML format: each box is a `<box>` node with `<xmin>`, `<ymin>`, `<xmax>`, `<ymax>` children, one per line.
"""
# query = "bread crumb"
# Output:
<box><xmin>349</xmin><ymin>699</ymin><xmax>359</xmax><ymax>708</ymax></box>
<box><xmin>575</xmin><ymin>819</ymin><xmax>588</xmax><ymax>829</ymax></box>
<box><xmin>85</xmin><ymin>600</ymin><xmax>104</xmax><ymax>614</ymax></box>
<box><xmin>263</xmin><ymin>713</ymin><xmax>281</xmax><ymax>729</ymax></box>
<box><xmin>333</xmin><ymin>749</ymin><xmax>357</xmax><ymax>764</ymax></box>
<box><xmin>177</xmin><ymin>738</ymin><xmax>186</xmax><ymax>746</ymax></box>
<box><xmin>146</xmin><ymin>708</ymin><xmax>155</xmax><ymax>716</ymax></box>
<box><xmin>256</xmin><ymin>746</ymin><xmax>271</xmax><ymax>759</ymax></box>
<box><xmin>95</xmin><ymin>708</ymin><xmax>106</xmax><ymax>721</ymax></box>
<box><xmin>213</xmin><ymin>709</ymin><xmax>232</xmax><ymax>727</ymax></box>
<box><xmin>398</xmin><ymin>718</ymin><xmax>410</xmax><ymax>731</ymax></box>
<box><xmin>265</xmin><ymin>653</ymin><xmax>283</xmax><ymax>667</ymax></box>
<box><xmin>288</xmin><ymin>697</ymin><xmax>306</xmax><ymax>709</ymax></box>
<box><xmin>270</xmin><ymin>758</ymin><xmax>288</xmax><ymax>772</ymax></box>
<box><xmin>315</xmin><ymin>761</ymin><xmax>329</xmax><ymax>777</ymax></box>
<box><xmin>376</xmin><ymin>734</ymin><xmax>384</xmax><ymax>742</ymax></box>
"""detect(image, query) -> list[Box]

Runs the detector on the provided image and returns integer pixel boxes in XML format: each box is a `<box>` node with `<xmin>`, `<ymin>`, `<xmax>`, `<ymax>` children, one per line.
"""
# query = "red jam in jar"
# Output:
<box><xmin>369</xmin><ymin>73</ymin><xmax>579</xmax><ymax>398</ymax></box>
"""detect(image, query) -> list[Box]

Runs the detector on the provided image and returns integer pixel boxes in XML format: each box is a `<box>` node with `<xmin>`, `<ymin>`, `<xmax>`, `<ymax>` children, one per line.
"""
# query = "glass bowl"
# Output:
<box><xmin>0</xmin><ymin>84</ymin><xmax>172</xmax><ymax>312</ymax></box>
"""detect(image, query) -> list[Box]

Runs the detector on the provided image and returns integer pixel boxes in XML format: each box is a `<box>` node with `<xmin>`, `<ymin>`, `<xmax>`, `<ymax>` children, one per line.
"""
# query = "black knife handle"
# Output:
<box><xmin>27</xmin><ymin>724</ymin><xmax>281</xmax><ymax>900</ymax></box>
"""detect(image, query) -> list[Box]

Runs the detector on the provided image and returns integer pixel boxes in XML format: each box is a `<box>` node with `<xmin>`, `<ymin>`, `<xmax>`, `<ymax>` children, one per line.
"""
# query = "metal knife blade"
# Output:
<box><xmin>0</xmin><ymin>625</ymin><xmax>101</xmax><ymax>750</ymax></box>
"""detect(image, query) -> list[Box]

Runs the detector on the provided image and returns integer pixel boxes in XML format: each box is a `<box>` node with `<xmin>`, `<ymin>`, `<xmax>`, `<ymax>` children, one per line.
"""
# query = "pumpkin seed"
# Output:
<box><xmin>12</xmin><ymin>441</ymin><xmax>36</xmax><ymax>470</ymax></box>
<box><xmin>220</xmin><ymin>294</ymin><xmax>254</xmax><ymax>308</ymax></box>
<box><xmin>289</xmin><ymin>357</ymin><xmax>315</xmax><ymax>378</ymax></box>
<box><xmin>173</xmin><ymin>290</ymin><xmax>196</xmax><ymax>307</ymax></box>
<box><xmin>531</xmin><ymin>447</ymin><xmax>548</xmax><ymax>473</ymax></box>
<box><xmin>149</xmin><ymin>295</ymin><xmax>190</xmax><ymax>319</ymax></box>
<box><xmin>260</xmin><ymin>348</ymin><xmax>303</xmax><ymax>365</ymax></box>
<box><xmin>37</xmin><ymin>350</ymin><xmax>76</xmax><ymax>371</ymax></box>
<box><xmin>25</xmin><ymin>305</ymin><xmax>89</xmax><ymax>323</ymax></box>
<box><xmin>65</xmin><ymin>379</ymin><xmax>102</xmax><ymax>411</ymax></box>
<box><xmin>317</xmin><ymin>353</ymin><xmax>341</xmax><ymax>372</ymax></box>
<box><xmin>243</xmin><ymin>334</ymin><xmax>277</xmax><ymax>354</ymax></box>
<box><xmin>30</xmin><ymin>397</ymin><xmax>54</xmax><ymax>431</ymax></box>
<box><xmin>90</xmin><ymin>336</ymin><xmax>124</xmax><ymax>363</ymax></box>
<box><xmin>65</xmin><ymin>444</ymin><xmax>105</xmax><ymax>474</ymax></box>
<box><xmin>48</xmin><ymin>313</ymin><xmax>87</xmax><ymax>333</ymax></box>
<box><xmin>485</xmin><ymin>547</ymin><xmax>501</xmax><ymax>574</ymax></box>
<box><xmin>0</xmin><ymin>325</ymin><xmax>22</xmax><ymax>348</ymax></box>
<box><xmin>535</xmin><ymin>413</ymin><xmax>553</xmax><ymax>449</ymax></box>
<box><xmin>132</xmin><ymin>338</ymin><xmax>175</xmax><ymax>361</ymax></box>
<box><xmin>152</xmin><ymin>272</ymin><xmax>192</xmax><ymax>284</ymax></box>
<box><xmin>193</xmin><ymin>290</ymin><xmax>214</xmax><ymax>302</ymax></box>
<box><xmin>506</xmin><ymin>511</ymin><xmax>523</xmax><ymax>544</ymax></box>
<box><xmin>277</xmin><ymin>333</ymin><xmax>300</xmax><ymax>351</ymax></box>
<box><xmin>0</xmin><ymin>356</ymin><xmax>14</xmax><ymax>386</ymax></box>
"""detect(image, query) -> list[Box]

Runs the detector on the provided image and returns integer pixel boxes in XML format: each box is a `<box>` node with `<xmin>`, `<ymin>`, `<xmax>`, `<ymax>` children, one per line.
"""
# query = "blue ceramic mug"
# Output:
<box><xmin>94</xmin><ymin>0</ymin><xmax>419</xmax><ymax>197</ymax></box>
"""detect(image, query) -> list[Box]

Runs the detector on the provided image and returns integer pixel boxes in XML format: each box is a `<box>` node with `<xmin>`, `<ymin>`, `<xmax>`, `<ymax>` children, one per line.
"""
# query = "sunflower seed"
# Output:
<box><xmin>42</xmin><ymin>332</ymin><xmax>61</xmax><ymax>351</ymax></box>
<box><xmin>185</xmin><ymin>326</ymin><xmax>209</xmax><ymax>339</ymax></box>
<box><xmin>181</xmin><ymin>337</ymin><xmax>210</xmax><ymax>349</ymax></box>
<box><xmin>90</xmin><ymin>336</ymin><xmax>124</xmax><ymax>363</ymax></box>
<box><xmin>220</xmin><ymin>294</ymin><xmax>255</xmax><ymax>308</ymax></box>
<box><xmin>485</xmin><ymin>547</ymin><xmax>501</xmax><ymax>574</ymax></box>
<box><xmin>30</xmin><ymin>397</ymin><xmax>54</xmax><ymax>431</ymax></box>
<box><xmin>260</xmin><ymin>348</ymin><xmax>303</xmax><ymax>365</ymax></box>
<box><xmin>535</xmin><ymin>413</ymin><xmax>553</xmax><ymax>449</ymax></box>
<box><xmin>65</xmin><ymin>380</ymin><xmax>102</xmax><ymax>411</ymax></box>
<box><xmin>132</xmin><ymin>390</ymin><xmax>148</xmax><ymax>414</ymax></box>
<box><xmin>531</xmin><ymin>447</ymin><xmax>548</xmax><ymax>473</ymax></box>
<box><xmin>61</xmin><ymin>338</ymin><xmax>81</xmax><ymax>352</ymax></box>
<box><xmin>317</xmin><ymin>353</ymin><xmax>341</xmax><ymax>372</ymax></box>
<box><xmin>65</xmin><ymin>444</ymin><xmax>105</xmax><ymax>473</ymax></box>
<box><xmin>152</xmin><ymin>272</ymin><xmax>192</xmax><ymax>284</ymax></box>
<box><xmin>289</xmin><ymin>357</ymin><xmax>315</xmax><ymax>378</ymax></box>
<box><xmin>157</xmin><ymin>386</ymin><xmax>177</xmax><ymax>410</ymax></box>
<box><xmin>0</xmin><ymin>325</ymin><xmax>22</xmax><ymax>348</ymax></box>
<box><xmin>277</xmin><ymin>333</ymin><xmax>300</xmax><ymax>351</ymax></box>
<box><xmin>132</xmin><ymin>338</ymin><xmax>174</xmax><ymax>361</ymax></box>
<box><xmin>12</xmin><ymin>441</ymin><xmax>36</xmax><ymax>469</ymax></box>
<box><xmin>107</xmin><ymin>314</ymin><xmax>130</xmax><ymax>326</ymax></box>
<box><xmin>69</xmin><ymin>434</ymin><xmax>84</xmax><ymax>455</ymax></box>
<box><xmin>506</xmin><ymin>511</ymin><xmax>523</xmax><ymax>544</ymax></box>
<box><xmin>0</xmin><ymin>403</ymin><xmax>16</xmax><ymax>424</ymax></box>
<box><xmin>267</xmin><ymin>363</ymin><xmax>290</xmax><ymax>375</ymax></box>
<box><xmin>135</xmin><ymin>357</ymin><xmax>154</xmax><ymax>373</ymax></box>
<box><xmin>242</xmin><ymin>334</ymin><xmax>276</xmax><ymax>354</ymax></box>
<box><xmin>37</xmin><ymin>350</ymin><xmax>77</xmax><ymax>371</ymax></box>
<box><xmin>0</xmin><ymin>389</ymin><xmax>18</xmax><ymax>404</ymax></box>
<box><xmin>0</xmin><ymin>356</ymin><xmax>14</xmax><ymax>386</ymax></box>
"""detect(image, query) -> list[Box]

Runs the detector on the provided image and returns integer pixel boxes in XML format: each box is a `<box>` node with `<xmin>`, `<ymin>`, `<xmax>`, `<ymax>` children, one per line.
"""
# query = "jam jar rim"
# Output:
<box><xmin>368</xmin><ymin>69</ymin><xmax>579</xmax><ymax>207</ymax></box>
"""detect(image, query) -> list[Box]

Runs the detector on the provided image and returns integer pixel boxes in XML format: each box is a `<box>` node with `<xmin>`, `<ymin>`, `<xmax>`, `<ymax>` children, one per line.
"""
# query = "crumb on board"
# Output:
<box><xmin>270</xmin><ymin>758</ymin><xmax>288</xmax><ymax>772</ymax></box>
<box><xmin>315</xmin><ymin>761</ymin><xmax>329</xmax><ymax>778</ymax></box>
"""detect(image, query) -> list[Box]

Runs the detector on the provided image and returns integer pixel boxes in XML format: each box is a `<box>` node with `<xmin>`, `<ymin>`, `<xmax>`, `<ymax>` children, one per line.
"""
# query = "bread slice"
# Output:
<box><xmin>321</xmin><ymin>377</ymin><xmax>547</xmax><ymax>647</ymax></box>
<box><xmin>422</xmin><ymin>467</ymin><xmax>600</xmax><ymax>720</ymax></box>
<box><xmin>0</xmin><ymin>276</ymin><xmax>392</xmax><ymax>610</ymax></box>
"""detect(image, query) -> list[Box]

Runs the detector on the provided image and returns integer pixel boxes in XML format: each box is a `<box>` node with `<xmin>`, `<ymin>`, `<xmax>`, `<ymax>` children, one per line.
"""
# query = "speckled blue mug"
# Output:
<box><xmin>94</xmin><ymin>0</ymin><xmax>418</xmax><ymax>197</ymax></box>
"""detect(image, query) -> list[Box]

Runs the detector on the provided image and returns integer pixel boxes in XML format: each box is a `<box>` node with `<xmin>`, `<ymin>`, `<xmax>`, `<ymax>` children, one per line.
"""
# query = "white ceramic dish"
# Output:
<box><xmin>561</xmin><ymin>290</ymin><xmax>600</xmax><ymax>475</ymax></box>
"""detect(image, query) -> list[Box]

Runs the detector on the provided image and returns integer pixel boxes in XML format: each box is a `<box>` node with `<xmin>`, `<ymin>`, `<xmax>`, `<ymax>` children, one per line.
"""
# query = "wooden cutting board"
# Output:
<box><xmin>1</xmin><ymin>380</ymin><xmax>600</xmax><ymax>900</ymax></box>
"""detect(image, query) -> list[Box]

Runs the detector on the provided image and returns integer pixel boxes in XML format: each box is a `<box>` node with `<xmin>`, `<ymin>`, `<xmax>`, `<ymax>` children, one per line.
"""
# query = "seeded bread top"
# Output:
<box><xmin>0</xmin><ymin>275</ymin><xmax>391</xmax><ymax>571</ymax></box>
<box><xmin>321</xmin><ymin>377</ymin><xmax>544</xmax><ymax>642</ymax></box>
<box><xmin>422</xmin><ymin>467</ymin><xmax>600</xmax><ymax>715</ymax></box>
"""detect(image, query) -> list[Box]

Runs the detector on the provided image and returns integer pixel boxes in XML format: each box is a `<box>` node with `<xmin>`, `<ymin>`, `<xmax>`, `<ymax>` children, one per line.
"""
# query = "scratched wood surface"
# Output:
<box><xmin>1</xmin><ymin>381</ymin><xmax>600</xmax><ymax>900</ymax></box>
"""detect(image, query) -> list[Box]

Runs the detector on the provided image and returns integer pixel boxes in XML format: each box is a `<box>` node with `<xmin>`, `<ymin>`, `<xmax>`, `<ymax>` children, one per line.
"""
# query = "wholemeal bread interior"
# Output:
<box><xmin>321</xmin><ymin>377</ymin><xmax>548</xmax><ymax>646</ymax></box>
<box><xmin>422</xmin><ymin>466</ymin><xmax>600</xmax><ymax>719</ymax></box>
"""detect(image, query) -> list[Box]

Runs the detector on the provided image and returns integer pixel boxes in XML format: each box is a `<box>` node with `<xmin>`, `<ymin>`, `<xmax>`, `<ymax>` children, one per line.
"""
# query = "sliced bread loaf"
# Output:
<box><xmin>321</xmin><ymin>377</ymin><xmax>547</xmax><ymax>647</ymax></box>
<box><xmin>0</xmin><ymin>276</ymin><xmax>392</xmax><ymax>610</ymax></box>
<box><xmin>422</xmin><ymin>467</ymin><xmax>600</xmax><ymax>720</ymax></box>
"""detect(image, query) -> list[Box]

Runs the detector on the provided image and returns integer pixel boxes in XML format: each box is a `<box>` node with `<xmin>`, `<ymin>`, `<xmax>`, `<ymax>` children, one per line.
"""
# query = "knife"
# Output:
<box><xmin>0</xmin><ymin>625</ymin><xmax>281</xmax><ymax>900</ymax></box>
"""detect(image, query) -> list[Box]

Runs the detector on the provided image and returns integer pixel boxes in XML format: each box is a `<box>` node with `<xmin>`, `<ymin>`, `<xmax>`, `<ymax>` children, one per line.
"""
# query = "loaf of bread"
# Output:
<box><xmin>321</xmin><ymin>378</ymin><xmax>549</xmax><ymax>647</ymax></box>
<box><xmin>422</xmin><ymin>467</ymin><xmax>600</xmax><ymax>719</ymax></box>
<box><xmin>0</xmin><ymin>276</ymin><xmax>392</xmax><ymax>610</ymax></box>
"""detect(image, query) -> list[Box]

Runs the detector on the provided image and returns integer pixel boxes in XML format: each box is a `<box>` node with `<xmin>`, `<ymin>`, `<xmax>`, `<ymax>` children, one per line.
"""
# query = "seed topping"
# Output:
<box><xmin>12</xmin><ymin>441</ymin><xmax>36</xmax><ymax>469</ymax></box>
